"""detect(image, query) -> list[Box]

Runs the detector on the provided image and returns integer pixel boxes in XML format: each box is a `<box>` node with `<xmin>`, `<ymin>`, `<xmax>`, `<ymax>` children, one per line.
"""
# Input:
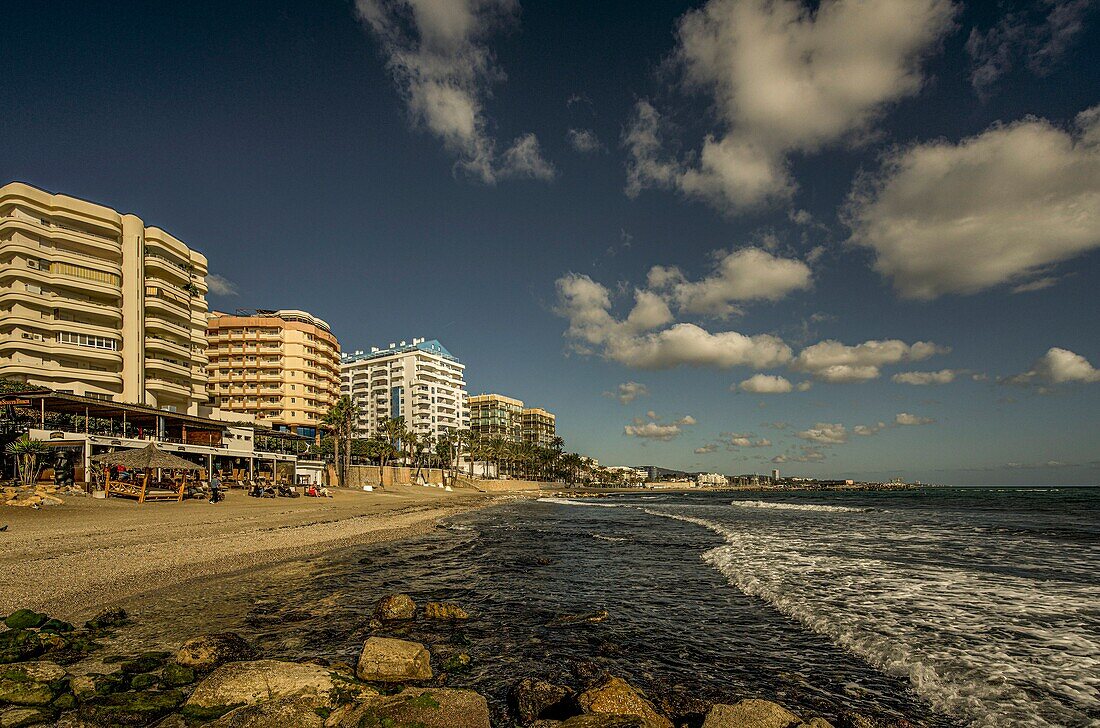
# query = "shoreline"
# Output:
<box><xmin>0</xmin><ymin>486</ymin><xmax>511</xmax><ymax>620</ymax></box>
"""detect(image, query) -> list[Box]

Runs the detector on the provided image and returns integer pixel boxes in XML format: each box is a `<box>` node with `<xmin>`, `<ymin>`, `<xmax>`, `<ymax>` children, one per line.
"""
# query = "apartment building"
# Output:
<box><xmin>341</xmin><ymin>338</ymin><xmax>468</xmax><ymax>439</ymax></box>
<box><xmin>469</xmin><ymin>393</ymin><xmax>524</xmax><ymax>441</ymax></box>
<box><xmin>521</xmin><ymin>407</ymin><xmax>557</xmax><ymax>447</ymax></box>
<box><xmin>0</xmin><ymin>182</ymin><xmax>209</xmax><ymax>413</ymax></box>
<box><xmin>469</xmin><ymin>393</ymin><xmax>557</xmax><ymax>447</ymax></box>
<box><xmin>205</xmin><ymin>309</ymin><xmax>340</xmax><ymax>437</ymax></box>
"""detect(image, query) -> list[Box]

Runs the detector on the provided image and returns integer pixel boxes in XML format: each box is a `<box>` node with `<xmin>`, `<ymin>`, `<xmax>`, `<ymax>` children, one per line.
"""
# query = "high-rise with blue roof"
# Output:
<box><xmin>339</xmin><ymin>337</ymin><xmax>468</xmax><ymax>439</ymax></box>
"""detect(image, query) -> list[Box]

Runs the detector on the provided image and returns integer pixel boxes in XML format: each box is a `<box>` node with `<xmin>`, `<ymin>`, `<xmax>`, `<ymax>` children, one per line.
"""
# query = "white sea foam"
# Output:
<box><xmin>537</xmin><ymin>497</ymin><xmax>622</xmax><ymax>508</ymax></box>
<box><xmin>730</xmin><ymin>500</ymin><xmax>869</xmax><ymax>513</ymax></box>
<box><xmin>643</xmin><ymin>508</ymin><xmax>1100</xmax><ymax>728</ymax></box>
<box><xmin>592</xmin><ymin>533</ymin><xmax>629</xmax><ymax>542</ymax></box>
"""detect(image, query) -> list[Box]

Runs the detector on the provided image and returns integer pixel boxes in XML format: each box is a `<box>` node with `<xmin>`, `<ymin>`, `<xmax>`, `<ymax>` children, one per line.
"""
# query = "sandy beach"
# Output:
<box><xmin>0</xmin><ymin>486</ymin><xmax>505</xmax><ymax>620</ymax></box>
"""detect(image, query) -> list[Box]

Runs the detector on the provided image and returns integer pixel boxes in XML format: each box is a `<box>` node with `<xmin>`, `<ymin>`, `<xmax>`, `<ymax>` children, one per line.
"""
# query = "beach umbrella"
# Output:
<box><xmin>91</xmin><ymin>443</ymin><xmax>201</xmax><ymax>471</ymax></box>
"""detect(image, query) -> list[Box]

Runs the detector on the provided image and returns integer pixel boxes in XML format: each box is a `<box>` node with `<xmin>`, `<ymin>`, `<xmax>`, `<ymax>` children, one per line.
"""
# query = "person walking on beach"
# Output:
<box><xmin>209</xmin><ymin>473</ymin><xmax>223</xmax><ymax>504</ymax></box>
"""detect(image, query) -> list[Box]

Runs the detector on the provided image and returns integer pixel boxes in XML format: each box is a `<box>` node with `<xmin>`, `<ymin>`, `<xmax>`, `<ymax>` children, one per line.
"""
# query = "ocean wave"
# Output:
<box><xmin>537</xmin><ymin>497</ymin><xmax>623</xmax><ymax>508</ymax></box>
<box><xmin>730</xmin><ymin>500</ymin><xmax>869</xmax><ymax>513</ymax></box>
<box><xmin>642</xmin><ymin>508</ymin><xmax>1100</xmax><ymax>728</ymax></box>
<box><xmin>592</xmin><ymin>533</ymin><xmax>630</xmax><ymax>542</ymax></box>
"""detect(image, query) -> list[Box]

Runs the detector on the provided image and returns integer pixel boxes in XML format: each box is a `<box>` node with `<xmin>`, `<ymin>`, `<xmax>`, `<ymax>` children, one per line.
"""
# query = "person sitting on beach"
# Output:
<box><xmin>319</xmin><ymin>486</ymin><xmax>332</xmax><ymax>498</ymax></box>
<box><xmin>306</xmin><ymin>484</ymin><xmax>319</xmax><ymax>497</ymax></box>
<box><xmin>209</xmin><ymin>473</ymin><xmax>223</xmax><ymax>503</ymax></box>
<box><xmin>248</xmin><ymin>482</ymin><xmax>263</xmax><ymax>498</ymax></box>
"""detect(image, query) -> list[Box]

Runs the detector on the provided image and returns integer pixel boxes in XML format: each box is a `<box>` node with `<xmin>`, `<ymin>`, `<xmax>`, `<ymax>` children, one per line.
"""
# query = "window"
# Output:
<box><xmin>48</xmin><ymin>261</ymin><xmax>120</xmax><ymax>286</ymax></box>
<box><xmin>58</xmin><ymin>331</ymin><xmax>118</xmax><ymax>350</ymax></box>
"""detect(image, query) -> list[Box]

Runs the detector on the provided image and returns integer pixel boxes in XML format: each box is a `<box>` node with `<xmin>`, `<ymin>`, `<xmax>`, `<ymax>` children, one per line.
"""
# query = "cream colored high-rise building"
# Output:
<box><xmin>205</xmin><ymin>310</ymin><xmax>340</xmax><ymax>436</ymax></box>
<box><xmin>0</xmin><ymin>181</ymin><xmax>210</xmax><ymax>413</ymax></box>
<box><xmin>521</xmin><ymin>407</ymin><xmax>557</xmax><ymax>447</ymax></box>
<box><xmin>469</xmin><ymin>394</ymin><xmax>524</xmax><ymax>442</ymax></box>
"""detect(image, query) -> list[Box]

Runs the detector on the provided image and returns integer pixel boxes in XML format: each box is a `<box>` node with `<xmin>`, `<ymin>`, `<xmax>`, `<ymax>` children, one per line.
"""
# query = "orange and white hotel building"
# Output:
<box><xmin>0</xmin><ymin>182</ymin><xmax>210</xmax><ymax>414</ymax></box>
<box><xmin>205</xmin><ymin>310</ymin><xmax>340</xmax><ymax>437</ymax></box>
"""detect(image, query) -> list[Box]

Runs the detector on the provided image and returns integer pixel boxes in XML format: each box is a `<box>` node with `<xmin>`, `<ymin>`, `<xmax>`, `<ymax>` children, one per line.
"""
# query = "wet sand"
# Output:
<box><xmin>0</xmin><ymin>485</ymin><xmax>505</xmax><ymax>620</ymax></box>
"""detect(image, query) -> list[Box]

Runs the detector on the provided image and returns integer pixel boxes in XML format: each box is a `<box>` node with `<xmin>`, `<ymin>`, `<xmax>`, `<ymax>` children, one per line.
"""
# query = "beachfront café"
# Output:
<box><xmin>1</xmin><ymin>389</ymin><xmax>307</xmax><ymax>489</ymax></box>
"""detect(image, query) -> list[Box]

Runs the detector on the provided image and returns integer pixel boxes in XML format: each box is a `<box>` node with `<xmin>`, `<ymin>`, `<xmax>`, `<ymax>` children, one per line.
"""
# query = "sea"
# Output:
<box><xmin>116</xmin><ymin>487</ymin><xmax>1100</xmax><ymax>727</ymax></box>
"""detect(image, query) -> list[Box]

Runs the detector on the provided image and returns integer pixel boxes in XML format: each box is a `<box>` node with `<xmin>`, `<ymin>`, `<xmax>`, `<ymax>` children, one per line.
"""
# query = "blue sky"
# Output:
<box><xmin>3</xmin><ymin>0</ymin><xmax>1098</xmax><ymax>484</ymax></box>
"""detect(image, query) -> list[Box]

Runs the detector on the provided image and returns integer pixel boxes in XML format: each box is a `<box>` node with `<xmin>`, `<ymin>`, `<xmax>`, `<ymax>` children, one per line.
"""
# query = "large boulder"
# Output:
<box><xmin>184</xmin><ymin>659</ymin><xmax>370</xmax><ymax>711</ymax></box>
<box><xmin>509</xmin><ymin>678</ymin><xmax>574</xmax><ymax>723</ymax></box>
<box><xmin>0</xmin><ymin>707</ymin><xmax>52</xmax><ymax>728</ymax></box>
<box><xmin>78</xmin><ymin>688</ymin><xmax>186</xmax><ymax>726</ymax></box>
<box><xmin>2</xmin><ymin>612</ymin><xmax>48</xmax><ymax>631</ymax></box>
<box><xmin>355</xmin><ymin>637</ymin><xmax>432</xmax><ymax>682</ymax></box>
<box><xmin>0</xmin><ymin>632</ymin><xmax>43</xmax><ymax>665</ymax></box>
<box><xmin>205</xmin><ymin>698</ymin><xmax>325</xmax><ymax>727</ymax></box>
<box><xmin>374</xmin><ymin>594</ymin><xmax>416</xmax><ymax>621</ymax></box>
<box><xmin>0</xmin><ymin>662</ymin><xmax>67</xmax><ymax>706</ymax></box>
<box><xmin>421</xmin><ymin>602</ymin><xmax>470</xmax><ymax>620</ymax></box>
<box><xmin>175</xmin><ymin>634</ymin><xmax>256</xmax><ymax>672</ymax></box>
<box><xmin>327</xmin><ymin>687</ymin><xmax>490</xmax><ymax>728</ymax></box>
<box><xmin>577</xmin><ymin>677</ymin><xmax>672</xmax><ymax>728</ymax></box>
<box><xmin>701</xmin><ymin>699</ymin><xmax>805</xmax><ymax>728</ymax></box>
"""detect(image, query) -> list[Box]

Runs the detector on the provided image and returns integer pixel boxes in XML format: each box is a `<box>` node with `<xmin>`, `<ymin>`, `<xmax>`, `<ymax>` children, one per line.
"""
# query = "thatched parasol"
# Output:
<box><xmin>91</xmin><ymin>443</ymin><xmax>201</xmax><ymax>471</ymax></box>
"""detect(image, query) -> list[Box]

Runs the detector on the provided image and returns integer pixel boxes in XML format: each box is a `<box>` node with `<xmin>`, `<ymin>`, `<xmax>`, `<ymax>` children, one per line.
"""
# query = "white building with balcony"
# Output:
<box><xmin>340</xmin><ymin>338</ymin><xmax>468</xmax><ymax>439</ymax></box>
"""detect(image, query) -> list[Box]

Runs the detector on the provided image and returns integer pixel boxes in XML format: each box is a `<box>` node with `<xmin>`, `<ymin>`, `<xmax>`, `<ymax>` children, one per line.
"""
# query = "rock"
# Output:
<box><xmin>205</xmin><ymin>698</ymin><xmax>325</xmax><ymax>727</ymax></box>
<box><xmin>374</xmin><ymin>594</ymin><xmax>416</xmax><ymax>621</ymax></box>
<box><xmin>653</xmin><ymin>685</ymin><xmax>713</xmax><ymax>726</ymax></box>
<box><xmin>120</xmin><ymin>652</ymin><xmax>169</xmax><ymax>674</ymax></box>
<box><xmin>69</xmin><ymin>676</ymin><xmax>96</xmax><ymax>701</ymax></box>
<box><xmin>0</xmin><ymin>662</ymin><xmax>66</xmax><ymax>706</ymax></box>
<box><xmin>327</xmin><ymin>687</ymin><xmax>490</xmax><ymax>728</ymax></box>
<box><xmin>702</xmin><ymin>699</ymin><xmax>804</xmax><ymax>728</ymax></box>
<box><xmin>51</xmin><ymin>693</ymin><xmax>77</xmax><ymax>711</ymax></box>
<box><xmin>355</xmin><ymin>637</ymin><xmax>432</xmax><ymax>682</ymax></box>
<box><xmin>83</xmin><ymin>608</ymin><xmax>128</xmax><ymax>631</ymax></box>
<box><xmin>558</xmin><ymin>716</ymin><xmax>647</xmax><ymax>728</ymax></box>
<box><xmin>545</xmin><ymin>610</ymin><xmax>609</xmax><ymax>628</ymax></box>
<box><xmin>130</xmin><ymin>672</ymin><xmax>158</xmax><ymax>690</ymax></box>
<box><xmin>0</xmin><ymin>707</ymin><xmax>51</xmax><ymax>728</ymax></box>
<box><xmin>175</xmin><ymin>633</ymin><xmax>256</xmax><ymax>672</ymax></box>
<box><xmin>2</xmin><ymin>612</ymin><xmax>48</xmax><ymax>631</ymax></box>
<box><xmin>441</xmin><ymin>651</ymin><xmax>472</xmax><ymax>673</ymax></box>
<box><xmin>185</xmin><ymin>659</ymin><xmax>371</xmax><ymax>710</ymax></box>
<box><xmin>422</xmin><ymin>601</ymin><xmax>470</xmax><ymax>620</ymax></box>
<box><xmin>509</xmin><ymin>678</ymin><xmax>575</xmax><ymax>723</ymax></box>
<box><xmin>800</xmin><ymin>719</ymin><xmax>835</xmax><ymax>728</ymax></box>
<box><xmin>38</xmin><ymin>619</ymin><xmax>74</xmax><ymax>634</ymax></box>
<box><xmin>161</xmin><ymin>663</ymin><xmax>196</xmax><ymax>687</ymax></box>
<box><xmin>79</xmin><ymin>688</ymin><xmax>185</xmax><ymax>726</ymax></box>
<box><xmin>577</xmin><ymin>677</ymin><xmax>671</xmax><ymax>728</ymax></box>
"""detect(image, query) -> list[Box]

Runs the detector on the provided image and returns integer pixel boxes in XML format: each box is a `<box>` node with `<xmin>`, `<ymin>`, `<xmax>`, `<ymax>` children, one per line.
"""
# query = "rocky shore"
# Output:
<box><xmin>0</xmin><ymin>596</ymin><xmax>921</xmax><ymax>728</ymax></box>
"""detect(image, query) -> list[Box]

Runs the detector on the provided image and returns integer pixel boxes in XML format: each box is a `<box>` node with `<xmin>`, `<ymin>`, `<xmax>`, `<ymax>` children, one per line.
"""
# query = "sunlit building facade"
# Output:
<box><xmin>0</xmin><ymin>182</ymin><xmax>210</xmax><ymax>413</ymax></box>
<box><xmin>341</xmin><ymin>338</ymin><xmax>468</xmax><ymax>439</ymax></box>
<box><xmin>469</xmin><ymin>393</ymin><xmax>524</xmax><ymax>442</ymax></box>
<box><xmin>205</xmin><ymin>309</ymin><xmax>340</xmax><ymax>436</ymax></box>
<box><xmin>521</xmin><ymin>407</ymin><xmax>557</xmax><ymax>447</ymax></box>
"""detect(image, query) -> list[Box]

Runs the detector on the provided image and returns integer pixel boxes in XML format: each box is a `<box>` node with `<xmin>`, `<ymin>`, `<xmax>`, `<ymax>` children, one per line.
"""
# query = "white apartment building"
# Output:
<box><xmin>340</xmin><ymin>338</ymin><xmax>468</xmax><ymax>439</ymax></box>
<box><xmin>0</xmin><ymin>182</ymin><xmax>210</xmax><ymax>414</ymax></box>
<box><xmin>697</xmin><ymin>472</ymin><xmax>729</xmax><ymax>486</ymax></box>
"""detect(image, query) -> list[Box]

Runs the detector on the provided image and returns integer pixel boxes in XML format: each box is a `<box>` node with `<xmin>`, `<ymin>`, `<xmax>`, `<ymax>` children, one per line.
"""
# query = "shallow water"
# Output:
<box><xmin>113</xmin><ymin>487</ymin><xmax>1099</xmax><ymax>727</ymax></box>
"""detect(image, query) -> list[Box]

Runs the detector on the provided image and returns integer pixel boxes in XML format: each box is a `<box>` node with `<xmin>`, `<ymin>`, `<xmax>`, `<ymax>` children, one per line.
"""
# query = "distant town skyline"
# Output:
<box><xmin>3</xmin><ymin>0</ymin><xmax>1098</xmax><ymax>484</ymax></box>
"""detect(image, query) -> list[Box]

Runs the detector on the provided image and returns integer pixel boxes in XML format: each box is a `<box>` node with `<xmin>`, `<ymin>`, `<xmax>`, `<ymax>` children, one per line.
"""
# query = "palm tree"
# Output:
<box><xmin>322</xmin><ymin>396</ymin><xmax>359</xmax><ymax>488</ymax></box>
<box><xmin>376</xmin><ymin>417</ymin><xmax>406</xmax><ymax>471</ymax></box>
<box><xmin>6</xmin><ymin>435</ymin><xmax>47</xmax><ymax>487</ymax></box>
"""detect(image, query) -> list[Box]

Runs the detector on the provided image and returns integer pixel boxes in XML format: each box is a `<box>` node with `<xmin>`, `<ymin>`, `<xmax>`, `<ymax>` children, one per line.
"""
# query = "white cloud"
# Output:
<box><xmin>793</xmin><ymin>339</ymin><xmax>948</xmax><ymax>383</ymax></box>
<box><xmin>694</xmin><ymin>443</ymin><xmax>719</xmax><ymax>454</ymax></box>
<box><xmin>648</xmin><ymin>247</ymin><xmax>812</xmax><ymax>318</ymax></box>
<box><xmin>205</xmin><ymin>273</ymin><xmax>238</xmax><ymax>296</ymax></box>
<box><xmin>796</xmin><ymin>422</ymin><xmax>848</xmax><ymax>445</ymax></box>
<box><xmin>738</xmin><ymin>374</ymin><xmax>793</xmax><ymax>394</ymax></box>
<box><xmin>624</xmin><ymin>412</ymin><xmax>696</xmax><ymax>441</ymax></box>
<box><xmin>966</xmin><ymin>0</ymin><xmax>1094</xmax><ymax>97</ymax></box>
<box><xmin>892</xmin><ymin>369</ymin><xmax>959</xmax><ymax>385</ymax></box>
<box><xmin>555</xmin><ymin>273</ymin><xmax>793</xmax><ymax>371</ymax></box>
<box><xmin>567</xmin><ymin>128</ymin><xmax>605</xmax><ymax>154</ymax></box>
<box><xmin>895</xmin><ymin>412</ymin><xmax>936</xmax><ymax>426</ymax></box>
<box><xmin>625</xmin><ymin>0</ymin><xmax>957</xmax><ymax>214</ymax></box>
<box><xmin>773</xmin><ymin>446</ymin><xmax>825</xmax><ymax>463</ymax></box>
<box><xmin>853</xmin><ymin>421</ymin><xmax>887</xmax><ymax>436</ymax></box>
<box><xmin>847</xmin><ymin>107</ymin><xmax>1100</xmax><ymax>299</ymax></box>
<box><xmin>1006</xmin><ymin>347</ymin><xmax>1100</xmax><ymax>386</ymax></box>
<box><xmin>355</xmin><ymin>0</ymin><xmax>554</xmax><ymax>183</ymax></box>
<box><xmin>725</xmin><ymin>432</ymin><xmax>771</xmax><ymax>448</ymax></box>
<box><xmin>605</xmin><ymin>381</ymin><xmax>649</xmax><ymax>405</ymax></box>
